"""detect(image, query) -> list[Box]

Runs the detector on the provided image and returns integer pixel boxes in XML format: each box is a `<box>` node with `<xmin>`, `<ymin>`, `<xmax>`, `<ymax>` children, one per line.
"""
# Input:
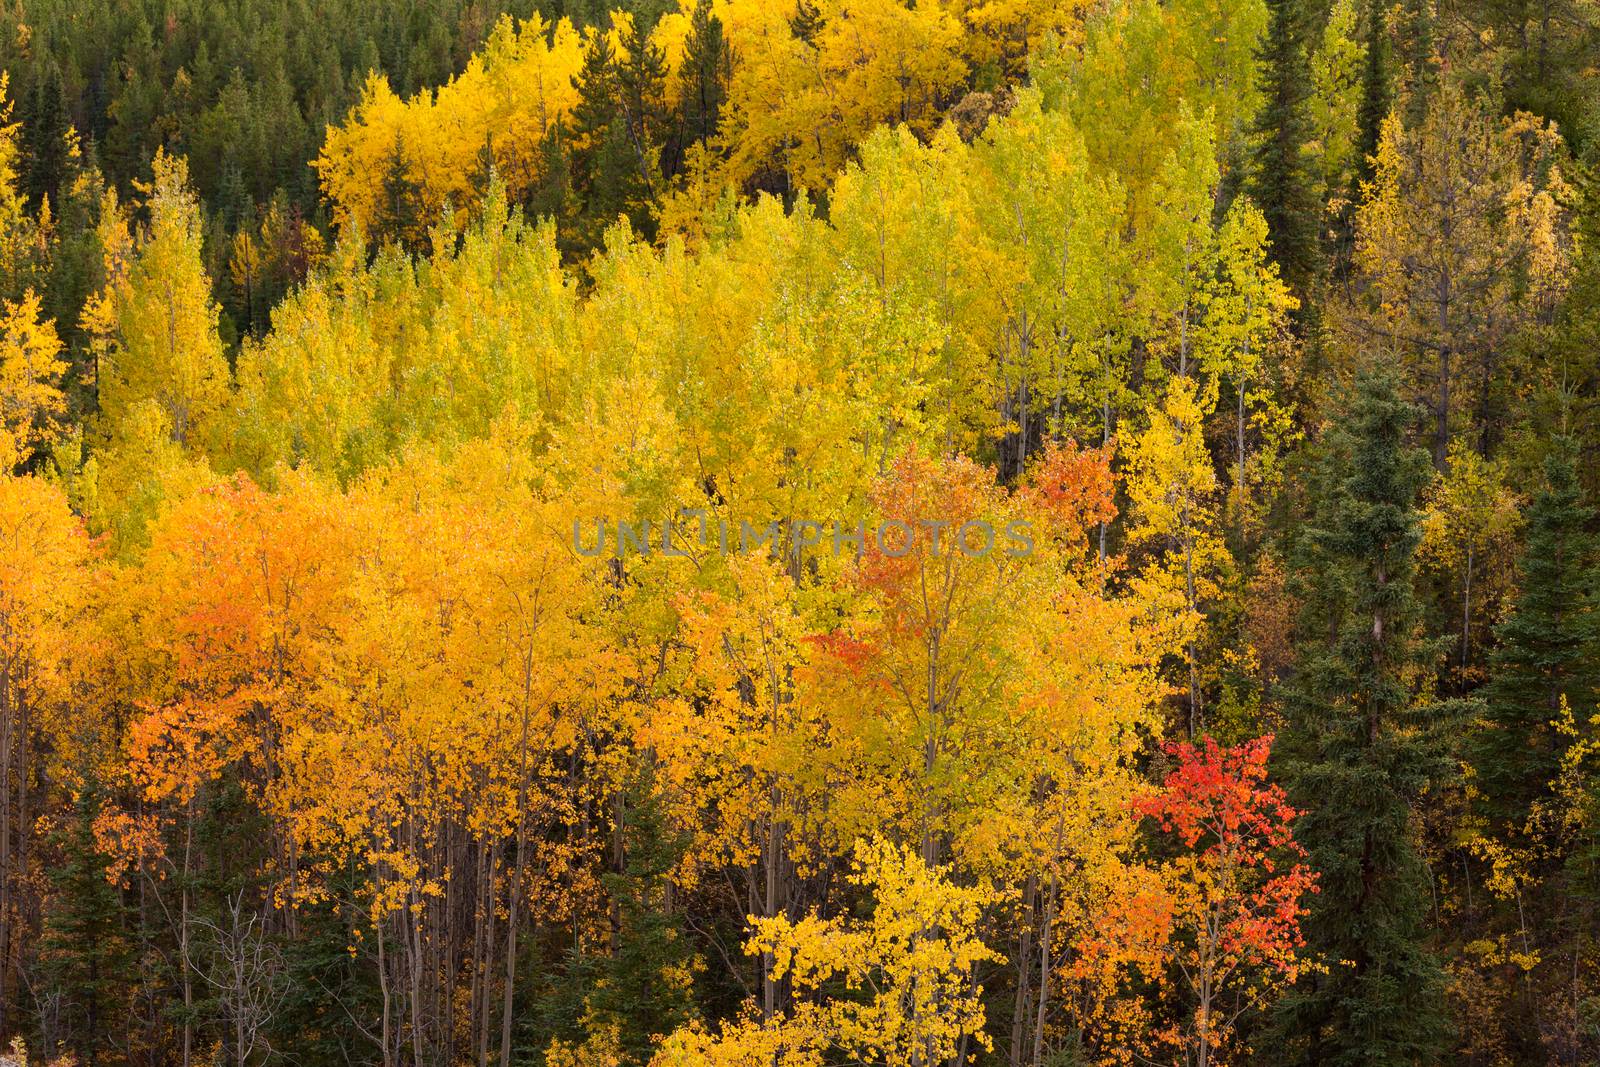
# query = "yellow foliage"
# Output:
<box><xmin>316</xmin><ymin>15</ymin><xmax>586</xmax><ymax>239</ymax></box>
<box><xmin>0</xmin><ymin>291</ymin><xmax>65</xmax><ymax>472</ymax></box>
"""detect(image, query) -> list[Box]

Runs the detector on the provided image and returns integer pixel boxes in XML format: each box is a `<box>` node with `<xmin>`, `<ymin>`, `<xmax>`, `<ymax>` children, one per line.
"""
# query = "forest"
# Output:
<box><xmin>0</xmin><ymin>0</ymin><xmax>1598</xmax><ymax>1064</ymax></box>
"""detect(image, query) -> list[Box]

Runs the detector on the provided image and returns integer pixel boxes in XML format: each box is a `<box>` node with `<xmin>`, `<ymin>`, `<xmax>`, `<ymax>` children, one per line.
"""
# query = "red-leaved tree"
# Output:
<box><xmin>1076</xmin><ymin>734</ymin><xmax>1316</xmax><ymax>1067</ymax></box>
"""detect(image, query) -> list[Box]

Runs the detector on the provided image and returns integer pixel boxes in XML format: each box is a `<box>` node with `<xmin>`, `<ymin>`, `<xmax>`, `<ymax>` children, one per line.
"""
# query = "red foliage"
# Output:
<box><xmin>1074</xmin><ymin>734</ymin><xmax>1318</xmax><ymax>1065</ymax></box>
<box><xmin>1136</xmin><ymin>734</ymin><xmax>1317</xmax><ymax>965</ymax></box>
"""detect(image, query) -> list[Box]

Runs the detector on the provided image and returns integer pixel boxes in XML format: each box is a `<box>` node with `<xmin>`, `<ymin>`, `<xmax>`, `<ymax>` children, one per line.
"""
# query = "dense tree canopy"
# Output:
<box><xmin>0</xmin><ymin>0</ymin><xmax>1598</xmax><ymax>1064</ymax></box>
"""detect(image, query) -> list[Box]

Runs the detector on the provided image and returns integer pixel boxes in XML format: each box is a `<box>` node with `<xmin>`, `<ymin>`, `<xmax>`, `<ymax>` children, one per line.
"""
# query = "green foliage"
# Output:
<box><xmin>1473</xmin><ymin>439</ymin><xmax>1600</xmax><ymax>828</ymax></box>
<box><xmin>0</xmin><ymin>0</ymin><xmax>544</xmax><ymax>220</ymax></box>
<box><xmin>35</xmin><ymin>783</ymin><xmax>136</xmax><ymax>1067</ymax></box>
<box><xmin>1353</xmin><ymin>0</ymin><xmax>1390</xmax><ymax>188</ymax></box>
<box><xmin>567</xmin><ymin>18</ymin><xmax>667</xmax><ymax>258</ymax></box>
<box><xmin>1249</xmin><ymin>0</ymin><xmax>1321</xmax><ymax>295</ymax></box>
<box><xmin>0</xmin><ymin>0</ymin><xmax>1598</xmax><ymax>1063</ymax></box>
<box><xmin>1270</xmin><ymin>370</ymin><xmax>1467</xmax><ymax>1066</ymax></box>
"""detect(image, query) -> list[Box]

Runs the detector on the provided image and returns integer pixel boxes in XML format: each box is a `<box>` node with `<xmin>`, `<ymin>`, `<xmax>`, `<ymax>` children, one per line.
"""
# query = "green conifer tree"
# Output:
<box><xmin>21</xmin><ymin>64</ymin><xmax>69</xmax><ymax>208</ymax></box>
<box><xmin>570</xmin><ymin>24</ymin><xmax>661</xmax><ymax>255</ymax></box>
<box><xmin>1353</xmin><ymin>0</ymin><xmax>1390</xmax><ymax>187</ymax></box>
<box><xmin>1269</xmin><ymin>369</ymin><xmax>1467</xmax><ymax>1066</ymax></box>
<box><xmin>379</xmin><ymin>131</ymin><xmax>426</xmax><ymax>253</ymax></box>
<box><xmin>1249</xmin><ymin>0</ymin><xmax>1322</xmax><ymax>296</ymax></box>
<box><xmin>36</xmin><ymin>783</ymin><xmax>135</xmax><ymax>1067</ymax></box>
<box><xmin>666</xmin><ymin>0</ymin><xmax>729</xmax><ymax>180</ymax></box>
<box><xmin>1473</xmin><ymin>438</ymin><xmax>1600</xmax><ymax>829</ymax></box>
<box><xmin>789</xmin><ymin>0</ymin><xmax>824</xmax><ymax>46</ymax></box>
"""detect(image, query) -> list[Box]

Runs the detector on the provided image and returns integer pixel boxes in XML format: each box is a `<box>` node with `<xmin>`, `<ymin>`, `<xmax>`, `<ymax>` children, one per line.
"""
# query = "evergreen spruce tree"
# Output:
<box><xmin>569</xmin><ymin>25</ymin><xmax>659</xmax><ymax>255</ymax></box>
<box><xmin>519</xmin><ymin>773</ymin><xmax>699</xmax><ymax>1066</ymax></box>
<box><xmin>683</xmin><ymin>1</ymin><xmax>729</xmax><ymax>144</ymax></box>
<box><xmin>42</xmin><ymin>148</ymin><xmax>106</xmax><ymax>379</ymax></box>
<box><xmin>665</xmin><ymin>0</ymin><xmax>729</xmax><ymax>180</ymax></box>
<box><xmin>270</xmin><ymin>861</ymin><xmax>385</xmax><ymax>1065</ymax></box>
<box><xmin>527</xmin><ymin>124</ymin><xmax>581</xmax><ymax>259</ymax></box>
<box><xmin>1472</xmin><ymin>438</ymin><xmax>1600</xmax><ymax>829</ymax></box>
<box><xmin>36</xmin><ymin>782</ymin><xmax>135</xmax><ymax>1067</ymax></box>
<box><xmin>1249</xmin><ymin>0</ymin><xmax>1321</xmax><ymax>296</ymax></box>
<box><xmin>587</xmin><ymin>780</ymin><xmax>699</xmax><ymax>1063</ymax></box>
<box><xmin>1269</xmin><ymin>369</ymin><xmax>1466</xmax><ymax>1066</ymax></box>
<box><xmin>1354</xmin><ymin>0</ymin><xmax>1391</xmax><ymax>187</ymax></box>
<box><xmin>21</xmin><ymin>65</ymin><xmax>69</xmax><ymax>208</ymax></box>
<box><xmin>615</xmin><ymin>14</ymin><xmax>667</xmax><ymax>204</ymax></box>
<box><xmin>789</xmin><ymin>0</ymin><xmax>824</xmax><ymax>47</ymax></box>
<box><xmin>1546</xmin><ymin>173</ymin><xmax>1600</xmax><ymax>485</ymax></box>
<box><xmin>1398</xmin><ymin>0</ymin><xmax>1436</xmax><ymax>128</ymax></box>
<box><xmin>379</xmin><ymin>131</ymin><xmax>426</xmax><ymax>253</ymax></box>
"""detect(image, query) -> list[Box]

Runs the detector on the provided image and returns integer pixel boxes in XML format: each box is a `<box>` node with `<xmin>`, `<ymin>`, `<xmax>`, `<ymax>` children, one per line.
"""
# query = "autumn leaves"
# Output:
<box><xmin>0</xmin><ymin>0</ymin><xmax>1335</xmax><ymax>1060</ymax></box>
<box><xmin>5</xmin><ymin>419</ymin><xmax>1200</xmax><ymax>1064</ymax></box>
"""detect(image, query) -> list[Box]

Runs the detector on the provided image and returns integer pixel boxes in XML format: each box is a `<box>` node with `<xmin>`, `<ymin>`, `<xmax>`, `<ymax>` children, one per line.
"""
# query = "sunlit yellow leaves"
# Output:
<box><xmin>0</xmin><ymin>291</ymin><xmax>65</xmax><ymax>472</ymax></box>
<box><xmin>662</xmin><ymin>838</ymin><xmax>999</xmax><ymax>1067</ymax></box>
<box><xmin>1307</xmin><ymin>0</ymin><xmax>1363</xmax><ymax>200</ymax></box>
<box><xmin>0</xmin><ymin>475</ymin><xmax>92</xmax><ymax>745</ymax></box>
<box><xmin>84</xmin><ymin>150</ymin><xmax>230</xmax><ymax>546</ymax></box>
<box><xmin>91</xmin><ymin>150</ymin><xmax>230</xmax><ymax>452</ymax></box>
<box><xmin>228</xmin><ymin>182</ymin><xmax>579</xmax><ymax>482</ymax></box>
<box><xmin>316</xmin><ymin>15</ymin><xmax>586</xmax><ymax>239</ymax></box>
<box><xmin>799</xmin><ymin>449</ymin><xmax>1170</xmax><ymax>875</ymax></box>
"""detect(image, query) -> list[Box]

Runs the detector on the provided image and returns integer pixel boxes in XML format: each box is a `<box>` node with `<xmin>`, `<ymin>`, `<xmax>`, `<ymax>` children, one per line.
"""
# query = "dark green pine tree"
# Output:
<box><xmin>527</xmin><ymin>124</ymin><xmax>582</xmax><ymax>259</ymax></box>
<box><xmin>1268</xmin><ymin>370</ymin><xmax>1468</xmax><ymax>1066</ymax></box>
<box><xmin>664</xmin><ymin>0</ymin><xmax>729</xmax><ymax>179</ymax></box>
<box><xmin>41</xmin><ymin>147</ymin><xmax>107</xmax><ymax>381</ymax></box>
<box><xmin>1353</xmin><ymin>0</ymin><xmax>1391</xmax><ymax>188</ymax></box>
<box><xmin>21</xmin><ymin>64</ymin><xmax>71</xmax><ymax>208</ymax></box>
<box><xmin>1471</xmin><ymin>438</ymin><xmax>1600</xmax><ymax>830</ymax></box>
<box><xmin>36</xmin><ymin>782</ymin><xmax>136</xmax><ymax>1067</ymax></box>
<box><xmin>587</xmin><ymin>780</ymin><xmax>699</xmax><ymax>1063</ymax></box>
<box><xmin>1397</xmin><ymin>0</ymin><xmax>1436</xmax><ymax>129</ymax></box>
<box><xmin>379</xmin><ymin>131</ymin><xmax>427</xmax><ymax>253</ymax></box>
<box><xmin>569</xmin><ymin>25</ymin><xmax>660</xmax><ymax>256</ymax></box>
<box><xmin>518</xmin><ymin>771</ymin><xmax>699</xmax><ymax>1066</ymax></box>
<box><xmin>1248</xmin><ymin>0</ymin><xmax>1321</xmax><ymax>296</ymax></box>
<box><xmin>615</xmin><ymin>14</ymin><xmax>667</xmax><ymax>203</ymax></box>
<box><xmin>270</xmin><ymin>859</ymin><xmax>386</xmax><ymax>1065</ymax></box>
<box><xmin>1544</xmin><ymin>172</ymin><xmax>1600</xmax><ymax>491</ymax></box>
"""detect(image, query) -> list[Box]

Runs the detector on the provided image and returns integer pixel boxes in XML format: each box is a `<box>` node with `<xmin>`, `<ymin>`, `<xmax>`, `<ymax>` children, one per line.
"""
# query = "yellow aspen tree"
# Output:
<box><xmin>1307</xmin><ymin>0</ymin><xmax>1364</xmax><ymax>203</ymax></box>
<box><xmin>316</xmin><ymin>15</ymin><xmax>588</xmax><ymax>238</ymax></box>
<box><xmin>813</xmin><ymin>0</ymin><xmax>967</xmax><ymax>143</ymax></box>
<box><xmin>1122</xmin><ymin>376</ymin><xmax>1230</xmax><ymax>736</ymax></box>
<box><xmin>649</xmin><ymin>551</ymin><xmax>816</xmax><ymax>1021</ymax></box>
<box><xmin>799</xmin><ymin>445</ymin><xmax>1167</xmax><ymax>878</ymax></box>
<box><xmin>657</xmin><ymin>838</ymin><xmax>998</xmax><ymax>1066</ymax></box>
<box><xmin>965</xmin><ymin>89</ymin><xmax>1123</xmax><ymax>471</ymax></box>
<box><xmin>1418</xmin><ymin>442</ymin><xmax>1523</xmax><ymax>677</ymax></box>
<box><xmin>87</xmin><ymin>150</ymin><xmax>229</xmax><ymax>450</ymax></box>
<box><xmin>951</xmin><ymin>0</ymin><xmax>1093</xmax><ymax>78</ymax></box>
<box><xmin>0</xmin><ymin>475</ymin><xmax>92</xmax><ymax>1033</ymax></box>
<box><xmin>83</xmin><ymin>150</ymin><xmax>229</xmax><ymax>544</ymax></box>
<box><xmin>104</xmin><ymin>471</ymin><xmax>353</xmax><ymax>1067</ymax></box>
<box><xmin>1054</xmin><ymin>0</ymin><xmax>1261</xmax><ymax>227</ymax></box>
<box><xmin>757</xmin><ymin>838</ymin><xmax>999</xmax><ymax>1066</ymax></box>
<box><xmin>0</xmin><ymin>292</ymin><xmax>66</xmax><ymax>473</ymax></box>
<box><xmin>827</xmin><ymin>124</ymin><xmax>983</xmax><ymax>456</ymax></box>
<box><xmin>1197</xmin><ymin>198</ymin><xmax>1297</xmax><ymax>538</ymax></box>
<box><xmin>268</xmin><ymin>429</ymin><xmax>622</xmax><ymax>1067</ymax></box>
<box><xmin>1140</xmin><ymin>107</ymin><xmax>1219</xmax><ymax>380</ymax></box>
